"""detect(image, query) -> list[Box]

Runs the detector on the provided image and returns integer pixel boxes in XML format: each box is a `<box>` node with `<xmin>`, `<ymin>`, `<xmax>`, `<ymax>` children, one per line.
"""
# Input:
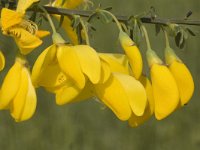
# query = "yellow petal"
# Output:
<box><xmin>98</xmin><ymin>59</ymin><xmax>111</xmax><ymax>83</ymax></box>
<box><xmin>17</xmin><ymin>0</ymin><xmax>39</xmax><ymax>14</ymax></box>
<box><xmin>99</xmin><ymin>53</ymin><xmax>129</xmax><ymax>74</ymax></box>
<box><xmin>54</xmin><ymin>0</ymin><xmax>84</xmax><ymax>9</ymax></box>
<box><xmin>104</xmin><ymin>53</ymin><xmax>129</xmax><ymax>70</ymax></box>
<box><xmin>139</xmin><ymin>75</ymin><xmax>154</xmax><ymax>114</ymax></box>
<box><xmin>56</xmin><ymin>81</ymin><xmax>93</xmax><ymax>105</ymax></box>
<box><xmin>35</xmin><ymin>30</ymin><xmax>50</xmax><ymax>38</ymax></box>
<box><xmin>9</xmin><ymin>27</ymin><xmax>42</xmax><ymax>55</ymax></box>
<box><xmin>169</xmin><ymin>61</ymin><xmax>194</xmax><ymax>106</ymax></box>
<box><xmin>73</xmin><ymin>45</ymin><xmax>101</xmax><ymax>84</ymax></box>
<box><xmin>128</xmin><ymin>103</ymin><xmax>152</xmax><ymax>127</ymax></box>
<box><xmin>0</xmin><ymin>61</ymin><xmax>22</xmax><ymax>109</ymax></box>
<box><xmin>15</xmin><ymin>68</ymin><xmax>37</xmax><ymax>122</ymax></box>
<box><xmin>114</xmin><ymin>73</ymin><xmax>147</xmax><ymax>116</ymax></box>
<box><xmin>31</xmin><ymin>44</ymin><xmax>56</xmax><ymax>87</ymax></box>
<box><xmin>128</xmin><ymin>75</ymin><xmax>154</xmax><ymax>127</ymax></box>
<box><xmin>1</xmin><ymin>8</ymin><xmax>23</xmax><ymax>31</ymax></box>
<box><xmin>57</xmin><ymin>45</ymin><xmax>85</xmax><ymax>89</ymax></box>
<box><xmin>119</xmin><ymin>31</ymin><xmax>143</xmax><ymax>79</ymax></box>
<box><xmin>95</xmin><ymin>73</ymin><xmax>146</xmax><ymax>121</ymax></box>
<box><xmin>151</xmin><ymin>64</ymin><xmax>179</xmax><ymax>120</ymax></box>
<box><xmin>10</xmin><ymin>67</ymin><xmax>29</xmax><ymax>121</ymax></box>
<box><xmin>38</xmin><ymin>64</ymin><xmax>68</xmax><ymax>88</ymax></box>
<box><xmin>0</xmin><ymin>51</ymin><xmax>5</xmax><ymax>71</ymax></box>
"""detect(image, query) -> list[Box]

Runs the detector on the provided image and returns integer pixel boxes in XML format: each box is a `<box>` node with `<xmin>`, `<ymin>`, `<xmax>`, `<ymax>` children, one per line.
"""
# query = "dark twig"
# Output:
<box><xmin>43</xmin><ymin>6</ymin><xmax>200</xmax><ymax>26</ymax></box>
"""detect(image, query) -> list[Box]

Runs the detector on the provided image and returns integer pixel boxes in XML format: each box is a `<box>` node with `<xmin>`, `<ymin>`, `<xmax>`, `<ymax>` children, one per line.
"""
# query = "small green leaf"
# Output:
<box><xmin>155</xmin><ymin>24</ymin><xmax>161</xmax><ymax>36</ymax></box>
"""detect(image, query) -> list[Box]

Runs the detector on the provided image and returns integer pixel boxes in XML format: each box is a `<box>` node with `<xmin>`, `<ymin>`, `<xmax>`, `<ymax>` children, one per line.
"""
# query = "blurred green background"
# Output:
<box><xmin>0</xmin><ymin>0</ymin><xmax>200</xmax><ymax>149</ymax></box>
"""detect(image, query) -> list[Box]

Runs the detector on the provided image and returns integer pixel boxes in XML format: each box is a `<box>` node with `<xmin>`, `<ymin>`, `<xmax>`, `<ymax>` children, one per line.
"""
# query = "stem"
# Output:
<box><xmin>39</xmin><ymin>6</ymin><xmax>57</xmax><ymax>33</ymax></box>
<box><xmin>163</xmin><ymin>29</ymin><xmax>170</xmax><ymax>48</ymax></box>
<box><xmin>99</xmin><ymin>9</ymin><xmax>123</xmax><ymax>32</ymax></box>
<box><xmin>41</xmin><ymin>6</ymin><xmax>200</xmax><ymax>26</ymax></box>
<box><xmin>46</xmin><ymin>13</ymin><xmax>57</xmax><ymax>33</ymax></box>
<box><xmin>141</xmin><ymin>25</ymin><xmax>152</xmax><ymax>50</ymax></box>
<box><xmin>79</xmin><ymin>17</ymin><xmax>90</xmax><ymax>45</ymax></box>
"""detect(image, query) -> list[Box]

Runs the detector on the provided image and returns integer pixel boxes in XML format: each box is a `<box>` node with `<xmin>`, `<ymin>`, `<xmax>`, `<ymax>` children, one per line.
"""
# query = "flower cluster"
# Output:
<box><xmin>0</xmin><ymin>0</ymin><xmax>194</xmax><ymax>127</ymax></box>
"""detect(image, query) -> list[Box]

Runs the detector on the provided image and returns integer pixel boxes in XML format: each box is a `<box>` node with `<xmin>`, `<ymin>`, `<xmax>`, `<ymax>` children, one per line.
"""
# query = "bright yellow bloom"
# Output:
<box><xmin>32</xmin><ymin>43</ymin><xmax>101</xmax><ymax>104</ymax></box>
<box><xmin>119</xmin><ymin>31</ymin><xmax>143</xmax><ymax>79</ymax></box>
<box><xmin>95</xmin><ymin>72</ymin><xmax>147</xmax><ymax>121</ymax></box>
<box><xmin>147</xmin><ymin>50</ymin><xmax>179</xmax><ymax>120</ymax></box>
<box><xmin>128</xmin><ymin>75</ymin><xmax>154</xmax><ymax>127</ymax></box>
<box><xmin>1</xmin><ymin>0</ymin><xmax>49</xmax><ymax>54</ymax></box>
<box><xmin>0</xmin><ymin>51</ymin><xmax>5</xmax><ymax>71</ymax></box>
<box><xmin>165</xmin><ymin>47</ymin><xmax>194</xmax><ymax>106</ymax></box>
<box><xmin>0</xmin><ymin>57</ymin><xmax>37</xmax><ymax>122</ymax></box>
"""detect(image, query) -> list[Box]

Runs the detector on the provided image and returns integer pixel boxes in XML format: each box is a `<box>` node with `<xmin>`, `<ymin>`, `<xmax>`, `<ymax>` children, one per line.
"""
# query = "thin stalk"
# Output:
<box><xmin>79</xmin><ymin>17</ymin><xmax>90</xmax><ymax>45</ymax></box>
<box><xmin>99</xmin><ymin>9</ymin><xmax>123</xmax><ymax>32</ymax></box>
<box><xmin>163</xmin><ymin>29</ymin><xmax>170</xmax><ymax>48</ymax></box>
<box><xmin>39</xmin><ymin>6</ymin><xmax>57</xmax><ymax>33</ymax></box>
<box><xmin>141</xmin><ymin>25</ymin><xmax>152</xmax><ymax>50</ymax></box>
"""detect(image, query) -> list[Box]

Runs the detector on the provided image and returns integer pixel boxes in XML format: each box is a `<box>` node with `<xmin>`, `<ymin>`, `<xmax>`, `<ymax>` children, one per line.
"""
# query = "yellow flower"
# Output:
<box><xmin>165</xmin><ymin>47</ymin><xmax>194</xmax><ymax>106</ymax></box>
<box><xmin>0</xmin><ymin>57</ymin><xmax>37</xmax><ymax>122</ymax></box>
<box><xmin>128</xmin><ymin>75</ymin><xmax>154</xmax><ymax>127</ymax></box>
<box><xmin>32</xmin><ymin>43</ymin><xmax>102</xmax><ymax>105</ymax></box>
<box><xmin>119</xmin><ymin>31</ymin><xmax>143</xmax><ymax>79</ymax></box>
<box><xmin>147</xmin><ymin>50</ymin><xmax>179</xmax><ymax>120</ymax></box>
<box><xmin>95</xmin><ymin>72</ymin><xmax>147</xmax><ymax>121</ymax></box>
<box><xmin>1</xmin><ymin>0</ymin><xmax>49</xmax><ymax>54</ymax></box>
<box><xmin>0</xmin><ymin>50</ymin><xmax>5</xmax><ymax>71</ymax></box>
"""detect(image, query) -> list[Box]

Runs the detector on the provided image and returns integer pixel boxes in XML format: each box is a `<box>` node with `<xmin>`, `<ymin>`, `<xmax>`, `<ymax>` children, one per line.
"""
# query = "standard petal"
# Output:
<box><xmin>16</xmin><ymin>68</ymin><xmax>37</xmax><ymax>122</ymax></box>
<box><xmin>169</xmin><ymin>61</ymin><xmax>194</xmax><ymax>106</ymax></box>
<box><xmin>73</xmin><ymin>45</ymin><xmax>101</xmax><ymax>84</ymax></box>
<box><xmin>10</xmin><ymin>67</ymin><xmax>29</xmax><ymax>121</ymax></box>
<box><xmin>99</xmin><ymin>53</ymin><xmax>129</xmax><ymax>74</ymax></box>
<box><xmin>31</xmin><ymin>44</ymin><xmax>56</xmax><ymax>87</ymax></box>
<box><xmin>0</xmin><ymin>51</ymin><xmax>5</xmax><ymax>71</ymax></box>
<box><xmin>0</xmin><ymin>61</ymin><xmax>22</xmax><ymax>109</ymax></box>
<box><xmin>57</xmin><ymin>45</ymin><xmax>85</xmax><ymax>89</ymax></box>
<box><xmin>9</xmin><ymin>27</ymin><xmax>42</xmax><ymax>55</ymax></box>
<box><xmin>1</xmin><ymin>8</ymin><xmax>23</xmax><ymax>31</ymax></box>
<box><xmin>95</xmin><ymin>73</ymin><xmax>133</xmax><ymax>121</ymax></box>
<box><xmin>114</xmin><ymin>73</ymin><xmax>147</xmax><ymax>116</ymax></box>
<box><xmin>151</xmin><ymin>64</ymin><xmax>179</xmax><ymax>120</ymax></box>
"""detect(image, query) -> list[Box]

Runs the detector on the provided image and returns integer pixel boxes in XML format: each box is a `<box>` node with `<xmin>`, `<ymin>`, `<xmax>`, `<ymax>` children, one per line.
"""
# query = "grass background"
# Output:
<box><xmin>0</xmin><ymin>0</ymin><xmax>200</xmax><ymax>149</ymax></box>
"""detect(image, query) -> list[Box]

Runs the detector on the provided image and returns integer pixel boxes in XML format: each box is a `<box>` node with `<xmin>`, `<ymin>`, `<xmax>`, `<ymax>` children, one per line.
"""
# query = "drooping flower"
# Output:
<box><xmin>1</xmin><ymin>0</ymin><xmax>49</xmax><ymax>54</ymax></box>
<box><xmin>146</xmin><ymin>49</ymin><xmax>179</xmax><ymax>120</ymax></box>
<box><xmin>0</xmin><ymin>50</ymin><xmax>5</xmax><ymax>71</ymax></box>
<box><xmin>0</xmin><ymin>57</ymin><xmax>37</xmax><ymax>122</ymax></box>
<box><xmin>119</xmin><ymin>31</ymin><xmax>143</xmax><ymax>79</ymax></box>
<box><xmin>92</xmin><ymin>53</ymin><xmax>147</xmax><ymax>121</ymax></box>
<box><xmin>165</xmin><ymin>47</ymin><xmax>194</xmax><ymax>106</ymax></box>
<box><xmin>31</xmin><ymin>42</ymin><xmax>102</xmax><ymax>105</ymax></box>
